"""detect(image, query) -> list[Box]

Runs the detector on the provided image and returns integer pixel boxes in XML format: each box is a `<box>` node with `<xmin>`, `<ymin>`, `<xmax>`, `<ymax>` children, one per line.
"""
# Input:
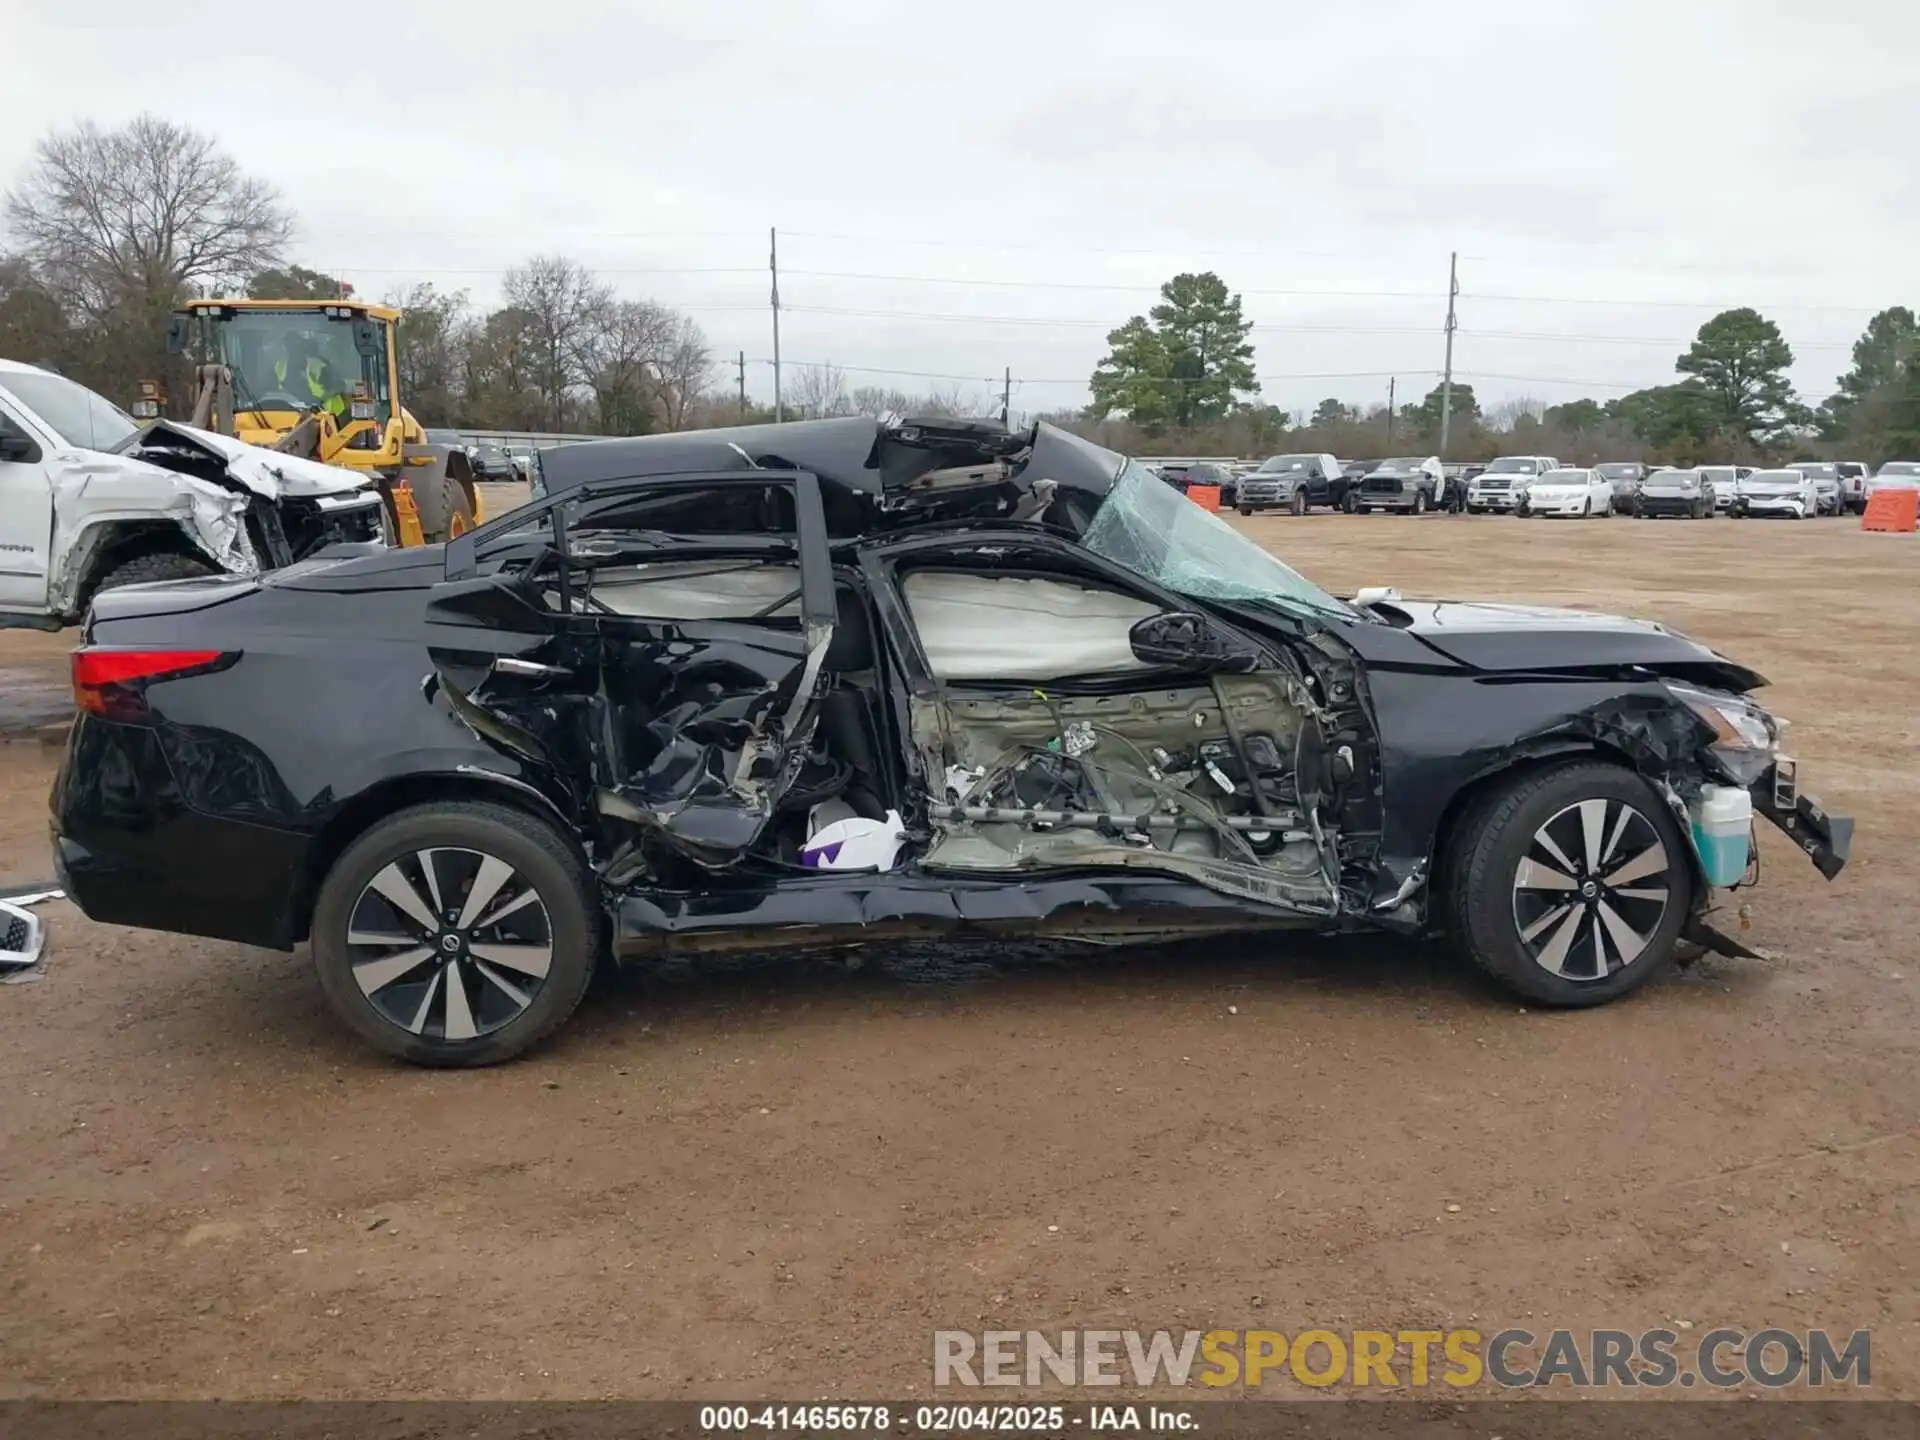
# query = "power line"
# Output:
<box><xmin>782</xmin><ymin>268</ymin><xmax>1442</xmax><ymax>299</ymax></box>
<box><xmin>756</xmin><ymin>359</ymin><xmax>1428</xmax><ymax>386</ymax></box>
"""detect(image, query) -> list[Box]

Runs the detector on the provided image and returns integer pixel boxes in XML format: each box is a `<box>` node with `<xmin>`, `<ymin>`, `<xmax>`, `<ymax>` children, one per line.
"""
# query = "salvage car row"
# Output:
<box><xmin>1150</xmin><ymin>451</ymin><xmax>1916</xmax><ymax>520</ymax></box>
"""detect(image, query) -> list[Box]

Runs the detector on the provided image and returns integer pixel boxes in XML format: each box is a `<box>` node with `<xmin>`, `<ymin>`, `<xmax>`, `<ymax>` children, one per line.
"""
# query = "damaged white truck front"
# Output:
<box><xmin>1</xmin><ymin>358</ymin><xmax>388</xmax><ymax>630</ymax></box>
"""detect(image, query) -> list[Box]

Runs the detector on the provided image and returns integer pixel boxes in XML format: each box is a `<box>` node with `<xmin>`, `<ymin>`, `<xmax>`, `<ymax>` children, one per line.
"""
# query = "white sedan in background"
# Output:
<box><xmin>1867</xmin><ymin>460</ymin><xmax>1920</xmax><ymax>497</ymax></box>
<box><xmin>1521</xmin><ymin>467</ymin><xmax>1614</xmax><ymax>518</ymax></box>
<box><xmin>1734</xmin><ymin>468</ymin><xmax>1818</xmax><ymax>518</ymax></box>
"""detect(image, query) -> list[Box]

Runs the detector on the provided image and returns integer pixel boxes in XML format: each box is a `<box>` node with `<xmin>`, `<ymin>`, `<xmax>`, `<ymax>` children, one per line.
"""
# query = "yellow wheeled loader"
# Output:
<box><xmin>144</xmin><ymin>298</ymin><xmax>483</xmax><ymax>544</ymax></box>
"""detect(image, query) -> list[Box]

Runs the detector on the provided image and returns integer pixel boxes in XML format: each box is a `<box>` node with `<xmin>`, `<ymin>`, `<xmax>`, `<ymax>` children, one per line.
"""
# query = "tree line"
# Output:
<box><xmin>1083</xmin><ymin>273</ymin><xmax>1920</xmax><ymax>465</ymax></box>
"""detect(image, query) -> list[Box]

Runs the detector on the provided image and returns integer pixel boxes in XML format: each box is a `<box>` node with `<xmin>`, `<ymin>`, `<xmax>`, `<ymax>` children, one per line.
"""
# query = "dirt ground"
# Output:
<box><xmin>1</xmin><ymin>511</ymin><xmax>1916</xmax><ymax>1402</ymax></box>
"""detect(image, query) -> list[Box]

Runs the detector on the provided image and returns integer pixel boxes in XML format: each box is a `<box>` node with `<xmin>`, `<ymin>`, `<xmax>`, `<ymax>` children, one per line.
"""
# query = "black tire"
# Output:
<box><xmin>310</xmin><ymin>801</ymin><xmax>599</xmax><ymax>1066</ymax></box>
<box><xmin>1290</xmin><ymin>489</ymin><xmax>1308</xmax><ymax>517</ymax></box>
<box><xmin>91</xmin><ymin>549</ymin><xmax>218</xmax><ymax>596</ymax></box>
<box><xmin>1238</xmin><ymin>504</ymin><xmax>1254</xmax><ymax>517</ymax></box>
<box><xmin>1340</xmin><ymin>490</ymin><xmax>1358</xmax><ymax>514</ymax></box>
<box><xmin>1447</xmin><ymin>761</ymin><xmax>1692</xmax><ymax>1008</ymax></box>
<box><xmin>412</xmin><ymin>471</ymin><xmax>479</xmax><ymax>543</ymax></box>
<box><xmin>1413</xmin><ymin>490</ymin><xmax>1429</xmax><ymax>515</ymax></box>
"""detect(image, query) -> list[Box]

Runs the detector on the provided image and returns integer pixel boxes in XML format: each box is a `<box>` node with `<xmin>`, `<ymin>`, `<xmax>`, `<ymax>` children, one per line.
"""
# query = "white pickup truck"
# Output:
<box><xmin>1</xmin><ymin>359</ymin><xmax>389</xmax><ymax>630</ymax></box>
<box><xmin>1465</xmin><ymin>455</ymin><xmax>1560</xmax><ymax>514</ymax></box>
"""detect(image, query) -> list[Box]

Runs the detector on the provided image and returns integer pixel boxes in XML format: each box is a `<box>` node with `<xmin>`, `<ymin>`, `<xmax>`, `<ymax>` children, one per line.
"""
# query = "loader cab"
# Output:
<box><xmin>167</xmin><ymin>300</ymin><xmax>399</xmax><ymax>458</ymax></box>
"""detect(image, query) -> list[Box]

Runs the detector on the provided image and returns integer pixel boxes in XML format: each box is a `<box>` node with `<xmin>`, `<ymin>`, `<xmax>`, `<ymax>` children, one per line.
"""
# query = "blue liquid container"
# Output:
<box><xmin>1689</xmin><ymin>784</ymin><xmax>1754</xmax><ymax>888</ymax></box>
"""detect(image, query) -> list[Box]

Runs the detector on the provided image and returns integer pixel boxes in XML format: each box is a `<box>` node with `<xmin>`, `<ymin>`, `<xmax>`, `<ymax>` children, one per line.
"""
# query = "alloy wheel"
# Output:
<box><xmin>345</xmin><ymin>847</ymin><xmax>554</xmax><ymax>1040</ymax></box>
<box><xmin>1510</xmin><ymin>798</ymin><xmax>1673</xmax><ymax>981</ymax></box>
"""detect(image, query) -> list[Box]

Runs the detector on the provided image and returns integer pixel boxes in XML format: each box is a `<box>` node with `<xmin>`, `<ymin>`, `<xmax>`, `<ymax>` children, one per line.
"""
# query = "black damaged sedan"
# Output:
<box><xmin>50</xmin><ymin>418</ymin><xmax>1851</xmax><ymax>1065</ymax></box>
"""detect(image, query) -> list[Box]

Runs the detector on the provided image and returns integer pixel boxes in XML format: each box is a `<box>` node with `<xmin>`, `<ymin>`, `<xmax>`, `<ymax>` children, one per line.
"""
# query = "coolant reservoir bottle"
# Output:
<box><xmin>1689</xmin><ymin>785</ymin><xmax>1754</xmax><ymax>888</ymax></box>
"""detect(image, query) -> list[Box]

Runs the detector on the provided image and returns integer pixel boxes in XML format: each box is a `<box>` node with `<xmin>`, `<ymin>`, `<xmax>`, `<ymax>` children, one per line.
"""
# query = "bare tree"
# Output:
<box><xmin>502</xmin><ymin>254</ymin><xmax>610</xmax><ymax>430</ymax></box>
<box><xmin>916</xmin><ymin>382</ymin><xmax>990</xmax><ymax>418</ymax></box>
<box><xmin>385</xmin><ymin>282</ymin><xmax>471</xmax><ymax>426</ymax></box>
<box><xmin>654</xmin><ymin>313</ymin><xmax>714</xmax><ymax>432</ymax></box>
<box><xmin>789</xmin><ymin>362</ymin><xmax>854</xmax><ymax>419</ymax></box>
<box><xmin>1484</xmin><ymin>395</ymin><xmax>1546</xmax><ymax>431</ymax></box>
<box><xmin>4</xmin><ymin>115</ymin><xmax>290</xmax><ymax>323</ymax></box>
<box><xmin>577</xmin><ymin>297</ymin><xmax>676</xmax><ymax>435</ymax></box>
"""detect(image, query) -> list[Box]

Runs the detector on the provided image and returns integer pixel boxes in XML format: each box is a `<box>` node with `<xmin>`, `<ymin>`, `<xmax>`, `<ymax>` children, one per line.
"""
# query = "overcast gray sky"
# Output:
<box><xmin>6</xmin><ymin>0</ymin><xmax>1917</xmax><ymax>417</ymax></box>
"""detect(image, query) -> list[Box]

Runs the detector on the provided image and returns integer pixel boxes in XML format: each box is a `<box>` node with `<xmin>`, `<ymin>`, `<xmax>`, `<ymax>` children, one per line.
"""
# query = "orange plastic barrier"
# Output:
<box><xmin>1187</xmin><ymin>484</ymin><xmax>1221</xmax><ymax>512</ymax></box>
<box><xmin>1861</xmin><ymin>488</ymin><xmax>1919</xmax><ymax>532</ymax></box>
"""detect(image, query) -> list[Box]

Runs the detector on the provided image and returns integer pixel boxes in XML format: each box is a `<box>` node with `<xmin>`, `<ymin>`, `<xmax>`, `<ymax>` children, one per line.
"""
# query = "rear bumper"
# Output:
<box><xmin>50</xmin><ymin>716</ymin><xmax>309</xmax><ymax>951</ymax></box>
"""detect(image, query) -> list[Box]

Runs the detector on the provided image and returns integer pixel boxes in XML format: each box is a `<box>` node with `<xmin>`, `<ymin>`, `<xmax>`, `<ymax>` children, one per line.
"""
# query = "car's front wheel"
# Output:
<box><xmin>1448</xmin><ymin>761</ymin><xmax>1692</xmax><ymax>1007</ymax></box>
<box><xmin>1238</xmin><ymin>504</ymin><xmax>1254</xmax><ymax>516</ymax></box>
<box><xmin>1291</xmin><ymin>489</ymin><xmax>1308</xmax><ymax>516</ymax></box>
<box><xmin>310</xmin><ymin>801</ymin><xmax>599</xmax><ymax>1066</ymax></box>
<box><xmin>1413</xmin><ymin>490</ymin><xmax>1429</xmax><ymax>515</ymax></box>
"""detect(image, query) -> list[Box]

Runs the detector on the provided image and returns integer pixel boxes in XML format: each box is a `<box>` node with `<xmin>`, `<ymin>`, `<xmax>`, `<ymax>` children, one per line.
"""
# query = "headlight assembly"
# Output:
<box><xmin>1667</xmin><ymin>682</ymin><xmax>1782</xmax><ymax>784</ymax></box>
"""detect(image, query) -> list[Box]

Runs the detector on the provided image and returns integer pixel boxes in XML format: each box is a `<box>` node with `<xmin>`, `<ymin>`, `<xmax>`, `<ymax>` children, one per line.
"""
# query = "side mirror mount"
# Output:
<box><xmin>352</xmin><ymin>318</ymin><xmax>380</xmax><ymax>357</ymax></box>
<box><xmin>165</xmin><ymin>315</ymin><xmax>190</xmax><ymax>356</ymax></box>
<box><xmin>1128</xmin><ymin>611</ymin><xmax>1257</xmax><ymax>672</ymax></box>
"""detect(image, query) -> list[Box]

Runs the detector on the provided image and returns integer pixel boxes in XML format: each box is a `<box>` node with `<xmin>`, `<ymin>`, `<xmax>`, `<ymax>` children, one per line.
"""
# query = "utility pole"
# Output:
<box><xmin>736</xmin><ymin>350</ymin><xmax>747</xmax><ymax>418</ymax></box>
<box><xmin>1001</xmin><ymin>367</ymin><xmax>1011</xmax><ymax>427</ymax></box>
<box><xmin>770</xmin><ymin>226</ymin><xmax>783</xmax><ymax>422</ymax></box>
<box><xmin>1438</xmin><ymin>250</ymin><xmax>1459</xmax><ymax>461</ymax></box>
<box><xmin>1386</xmin><ymin>376</ymin><xmax>1396</xmax><ymax>450</ymax></box>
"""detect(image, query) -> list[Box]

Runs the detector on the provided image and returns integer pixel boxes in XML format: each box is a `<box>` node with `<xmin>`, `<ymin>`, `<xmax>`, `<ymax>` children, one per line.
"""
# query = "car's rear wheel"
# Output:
<box><xmin>310</xmin><ymin>801</ymin><xmax>598</xmax><ymax>1066</ymax></box>
<box><xmin>1448</xmin><ymin>761</ymin><xmax>1692</xmax><ymax>1007</ymax></box>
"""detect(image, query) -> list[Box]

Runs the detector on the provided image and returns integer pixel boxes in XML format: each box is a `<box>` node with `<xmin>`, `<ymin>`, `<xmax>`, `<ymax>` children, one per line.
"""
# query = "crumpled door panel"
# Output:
<box><xmin>596</xmin><ymin>621</ymin><xmax>818</xmax><ymax>861</ymax></box>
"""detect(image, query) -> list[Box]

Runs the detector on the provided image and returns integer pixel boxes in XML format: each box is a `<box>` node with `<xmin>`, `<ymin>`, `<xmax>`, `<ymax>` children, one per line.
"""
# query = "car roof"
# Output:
<box><xmin>535</xmin><ymin>417</ymin><xmax>1123</xmax><ymax>504</ymax></box>
<box><xmin>0</xmin><ymin>358</ymin><xmax>57</xmax><ymax>377</ymax></box>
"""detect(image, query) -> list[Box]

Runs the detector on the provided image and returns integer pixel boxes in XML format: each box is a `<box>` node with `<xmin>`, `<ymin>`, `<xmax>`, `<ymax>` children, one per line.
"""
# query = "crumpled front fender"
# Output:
<box><xmin>46</xmin><ymin>451</ymin><xmax>258</xmax><ymax>614</ymax></box>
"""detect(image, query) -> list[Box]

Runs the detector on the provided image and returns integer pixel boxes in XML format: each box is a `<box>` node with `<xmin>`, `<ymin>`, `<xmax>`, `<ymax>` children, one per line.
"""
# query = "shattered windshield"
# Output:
<box><xmin>1081</xmin><ymin>460</ymin><xmax>1355</xmax><ymax>621</ymax></box>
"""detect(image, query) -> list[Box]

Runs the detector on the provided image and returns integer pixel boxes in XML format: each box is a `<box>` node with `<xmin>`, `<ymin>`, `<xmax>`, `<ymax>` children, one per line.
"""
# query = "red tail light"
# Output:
<box><xmin>73</xmin><ymin>649</ymin><xmax>230</xmax><ymax>720</ymax></box>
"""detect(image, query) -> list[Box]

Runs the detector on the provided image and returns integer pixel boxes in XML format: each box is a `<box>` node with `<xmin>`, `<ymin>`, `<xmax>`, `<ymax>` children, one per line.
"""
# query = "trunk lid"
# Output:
<box><xmin>85</xmin><ymin>572</ymin><xmax>261</xmax><ymax>628</ymax></box>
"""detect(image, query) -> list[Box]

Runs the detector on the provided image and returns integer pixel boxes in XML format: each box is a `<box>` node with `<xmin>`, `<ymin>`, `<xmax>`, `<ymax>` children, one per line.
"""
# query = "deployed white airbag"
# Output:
<box><xmin>586</xmin><ymin>560</ymin><xmax>804</xmax><ymax>619</ymax></box>
<box><xmin>901</xmin><ymin>571</ymin><xmax>1162</xmax><ymax>680</ymax></box>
